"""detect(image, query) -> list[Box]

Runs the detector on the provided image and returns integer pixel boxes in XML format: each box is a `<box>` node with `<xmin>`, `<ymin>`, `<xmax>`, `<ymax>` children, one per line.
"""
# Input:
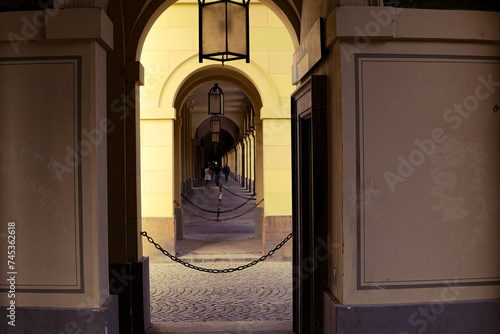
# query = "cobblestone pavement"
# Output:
<box><xmin>147</xmin><ymin>178</ymin><xmax>293</xmax><ymax>332</ymax></box>
<box><xmin>149</xmin><ymin>261</ymin><xmax>293</xmax><ymax>323</ymax></box>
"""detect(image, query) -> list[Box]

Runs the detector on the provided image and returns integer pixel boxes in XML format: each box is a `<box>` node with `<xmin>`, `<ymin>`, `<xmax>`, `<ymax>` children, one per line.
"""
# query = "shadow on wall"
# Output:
<box><xmin>0</xmin><ymin>0</ymin><xmax>54</xmax><ymax>11</ymax></box>
<box><xmin>384</xmin><ymin>0</ymin><xmax>500</xmax><ymax>11</ymax></box>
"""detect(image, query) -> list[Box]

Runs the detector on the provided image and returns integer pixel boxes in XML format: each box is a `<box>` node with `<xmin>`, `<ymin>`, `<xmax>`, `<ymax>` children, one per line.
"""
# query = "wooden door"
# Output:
<box><xmin>292</xmin><ymin>75</ymin><xmax>328</xmax><ymax>334</ymax></box>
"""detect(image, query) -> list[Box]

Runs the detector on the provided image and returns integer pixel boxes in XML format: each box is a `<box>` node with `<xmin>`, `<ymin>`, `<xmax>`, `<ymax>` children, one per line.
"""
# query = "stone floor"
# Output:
<box><xmin>146</xmin><ymin>178</ymin><xmax>293</xmax><ymax>333</ymax></box>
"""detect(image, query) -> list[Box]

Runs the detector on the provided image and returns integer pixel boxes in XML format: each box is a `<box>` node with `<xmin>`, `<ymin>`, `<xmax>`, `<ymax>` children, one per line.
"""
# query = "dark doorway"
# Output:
<box><xmin>291</xmin><ymin>75</ymin><xmax>328</xmax><ymax>334</ymax></box>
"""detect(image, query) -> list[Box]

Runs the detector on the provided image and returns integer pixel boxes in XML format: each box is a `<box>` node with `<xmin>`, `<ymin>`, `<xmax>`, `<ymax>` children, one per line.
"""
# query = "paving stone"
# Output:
<box><xmin>147</xmin><ymin>178</ymin><xmax>293</xmax><ymax>331</ymax></box>
<box><xmin>150</xmin><ymin>261</ymin><xmax>293</xmax><ymax>323</ymax></box>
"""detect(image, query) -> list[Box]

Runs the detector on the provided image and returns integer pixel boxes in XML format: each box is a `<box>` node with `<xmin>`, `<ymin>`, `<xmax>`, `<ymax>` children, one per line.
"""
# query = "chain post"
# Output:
<box><xmin>217</xmin><ymin>183</ymin><xmax>223</xmax><ymax>220</ymax></box>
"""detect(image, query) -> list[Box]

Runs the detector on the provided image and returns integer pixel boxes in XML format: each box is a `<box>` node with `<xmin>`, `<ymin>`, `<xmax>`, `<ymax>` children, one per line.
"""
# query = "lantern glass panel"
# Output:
<box><xmin>201</xmin><ymin>2</ymin><xmax>226</xmax><ymax>55</ymax></box>
<box><xmin>209</xmin><ymin>92</ymin><xmax>223</xmax><ymax>115</ymax></box>
<box><xmin>199</xmin><ymin>0</ymin><xmax>249</xmax><ymax>63</ymax></box>
<box><xmin>227</xmin><ymin>2</ymin><xmax>247</xmax><ymax>56</ymax></box>
<box><xmin>211</xmin><ymin>117</ymin><xmax>221</xmax><ymax>133</ymax></box>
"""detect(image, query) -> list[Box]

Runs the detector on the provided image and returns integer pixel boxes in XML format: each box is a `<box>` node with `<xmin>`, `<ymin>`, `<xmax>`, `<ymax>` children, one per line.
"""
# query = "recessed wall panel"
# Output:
<box><xmin>0</xmin><ymin>57</ymin><xmax>83</xmax><ymax>292</ymax></box>
<box><xmin>356</xmin><ymin>55</ymin><xmax>500</xmax><ymax>289</ymax></box>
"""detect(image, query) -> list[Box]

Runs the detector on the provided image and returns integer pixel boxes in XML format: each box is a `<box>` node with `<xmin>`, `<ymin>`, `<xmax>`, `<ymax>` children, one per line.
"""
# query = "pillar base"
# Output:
<box><xmin>263</xmin><ymin>215</ymin><xmax>292</xmax><ymax>261</ymax></box>
<box><xmin>142</xmin><ymin>217</ymin><xmax>176</xmax><ymax>260</ymax></box>
<box><xmin>109</xmin><ymin>257</ymin><xmax>150</xmax><ymax>334</ymax></box>
<box><xmin>1</xmin><ymin>295</ymin><xmax>119</xmax><ymax>334</ymax></box>
<box><xmin>255</xmin><ymin>207</ymin><xmax>264</xmax><ymax>239</ymax></box>
<box><xmin>131</xmin><ymin>257</ymin><xmax>151</xmax><ymax>334</ymax></box>
<box><xmin>109</xmin><ymin>263</ymin><xmax>132</xmax><ymax>334</ymax></box>
<box><xmin>323</xmin><ymin>290</ymin><xmax>500</xmax><ymax>334</ymax></box>
<box><xmin>175</xmin><ymin>207</ymin><xmax>183</xmax><ymax>241</ymax></box>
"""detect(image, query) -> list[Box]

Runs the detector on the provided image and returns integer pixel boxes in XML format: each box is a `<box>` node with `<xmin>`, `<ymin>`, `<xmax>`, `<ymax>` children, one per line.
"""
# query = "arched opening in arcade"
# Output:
<box><xmin>133</xmin><ymin>0</ymin><xmax>299</xmax><ymax>330</ymax></box>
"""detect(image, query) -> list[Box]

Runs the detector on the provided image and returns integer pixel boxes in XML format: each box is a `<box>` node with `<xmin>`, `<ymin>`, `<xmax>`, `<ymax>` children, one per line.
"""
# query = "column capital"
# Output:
<box><xmin>54</xmin><ymin>0</ymin><xmax>109</xmax><ymax>11</ymax></box>
<box><xmin>46</xmin><ymin>8</ymin><xmax>113</xmax><ymax>49</ymax></box>
<box><xmin>260</xmin><ymin>106</ymin><xmax>290</xmax><ymax>119</ymax></box>
<box><xmin>141</xmin><ymin>107</ymin><xmax>177</xmax><ymax>120</ymax></box>
<box><xmin>126</xmin><ymin>61</ymin><xmax>144</xmax><ymax>86</ymax></box>
<box><xmin>0</xmin><ymin>8</ymin><xmax>113</xmax><ymax>50</ymax></box>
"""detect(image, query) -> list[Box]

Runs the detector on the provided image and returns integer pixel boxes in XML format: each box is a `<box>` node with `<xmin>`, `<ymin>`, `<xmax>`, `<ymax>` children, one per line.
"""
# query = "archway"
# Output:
<box><xmin>125</xmin><ymin>0</ymin><xmax>300</xmax><ymax>266</ymax></box>
<box><xmin>141</xmin><ymin>53</ymin><xmax>283</xmax><ymax>254</ymax></box>
<box><xmin>129</xmin><ymin>0</ymin><xmax>298</xmax><ymax>331</ymax></box>
<box><xmin>127</xmin><ymin>0</ymin><xmax>299</xmax><ymax>62</ymax></box>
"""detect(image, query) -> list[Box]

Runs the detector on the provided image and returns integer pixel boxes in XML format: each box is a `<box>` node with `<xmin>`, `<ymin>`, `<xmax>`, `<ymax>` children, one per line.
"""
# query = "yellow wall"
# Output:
<box><xmin>227</xmin><ymin>150</ymin><xmax>236</xmax><ymax>173</ymax></box>
<box><xmin>262</xmin><ymin>117</ymin><xmax>292</xmax><ymax>215</ymax></box>
<box><xmin>141</xmin><ymin>120</ymin><xmax>175</xmax><ymax>217</ymax></box>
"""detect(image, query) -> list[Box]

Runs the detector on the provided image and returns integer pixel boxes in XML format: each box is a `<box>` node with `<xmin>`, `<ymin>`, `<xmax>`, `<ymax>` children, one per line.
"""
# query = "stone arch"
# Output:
<box><xmin>159</xmin><ymin>54</ymin><xmax>281</xmax><ymax>116</ymax></box>
<box><xmin>163</xmin><ymin>55</ymin><xmax>282</xmax><ymax>202</ymax></box>
<box><xmin>127</xmin><ymin>0</ymin><xmax>300</xmax><ymax>63</ymax></box>
<box><xmin>195</xmin><ymin>115</ymin><xmax>240</xmax><ymax>143</ymax></box>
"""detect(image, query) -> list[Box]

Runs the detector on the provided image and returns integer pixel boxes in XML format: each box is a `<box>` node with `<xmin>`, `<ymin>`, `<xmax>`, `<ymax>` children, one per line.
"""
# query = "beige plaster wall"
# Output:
<box><xmin>262</xmin><ymin>216</ymin><xmax>292</xmax><ymax>260</ymax></box>
<box><xmin>0</xmin><ymin>9</ymin><xmax>112</xmax><ymax>308</ymax></box>
<box><xmin>326</xmin><ymin>7</ymin><xmax>500</xmax><ymax>305</ymax></box>
<box><xmin>142</xmin><ymin>217</ymin><xmax>176</xmax><ymax>259</ymax></box>
<box><xmin>141</xmin><ymin>119</ymin><xmax>175</xmax><ymax>217</ymax></box>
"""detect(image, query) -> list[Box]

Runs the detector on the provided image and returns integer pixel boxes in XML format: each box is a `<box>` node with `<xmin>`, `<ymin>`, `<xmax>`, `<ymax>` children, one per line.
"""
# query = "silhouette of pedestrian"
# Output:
<box><xmin>214</xmin><ymin>162</ymin><xmax>221</xmax><ymax>186</ymax></box>
<box><xmin>223</xmin><ymin>164</ymin><xmax>230</xmax><ymax>183</ymax></box>
<box><xmin>204</xmin><ymin>165</ymin><xmax>211</xmax><ymax>188</ymax></box>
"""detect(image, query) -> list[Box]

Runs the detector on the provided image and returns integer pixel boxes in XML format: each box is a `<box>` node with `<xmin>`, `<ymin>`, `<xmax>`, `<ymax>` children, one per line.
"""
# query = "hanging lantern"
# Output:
<box><xmin>198</xmin><ymin>0</ymin><xmax>250</xmax><ymax>65</ymax></box>
<box><xmin>212</xmin><ymin>132</ymin><xmax>220</xmax><ymax>143</ymax></box>
<box><xmin>208</xmin><ymin>83</ymin><xmax>224</xmax><ymax>115</ymax></box>
<box><xmin>210</xmin><ymin>115</ymin><xmax>221</xmax><ymax>133</ymax></box>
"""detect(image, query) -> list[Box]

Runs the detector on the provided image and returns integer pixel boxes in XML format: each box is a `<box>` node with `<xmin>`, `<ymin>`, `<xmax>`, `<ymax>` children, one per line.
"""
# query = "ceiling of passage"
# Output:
<box><xmin>187</xmin><ymin>82</ymin><xmax>249</xmax><ymax>122</ymax></box>
<box><xmin>190</xmin><ymin>82</ymin><xmax>247</xmax><ymax>157</ymax></box>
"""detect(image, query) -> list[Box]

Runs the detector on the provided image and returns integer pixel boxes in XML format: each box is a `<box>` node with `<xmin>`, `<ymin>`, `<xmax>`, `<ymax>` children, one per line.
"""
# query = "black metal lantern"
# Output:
<box><xmin>210</xmin><ymin>115</ymin><xmax>221</xmax><ymax>133</ymax></box>
<box><xmin>211</xmin><ymin>132</ymin><xmax>220</xmax><ymax>143</ymax></box>
<box><xmin>198</xmin><ymin>0</ymin><xmax>250</xmax><ymax>65</ymax></box>
<box><xmin>208</xmin><ymin>83</ymin><xmax>224</xmax><ymax>115</ymax></box>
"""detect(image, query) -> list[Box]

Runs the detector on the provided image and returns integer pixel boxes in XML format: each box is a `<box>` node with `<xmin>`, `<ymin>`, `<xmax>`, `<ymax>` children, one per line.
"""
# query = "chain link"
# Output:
<box><xmin>141</xmin><ymin>231</ymin><xmax>292</xmax><ymax>273</ymax></box>
<box><xmin>175</xmin><ymin>199</ymin><xmax>264</xmax><ymax>222</ymax></box>
<box><xmin>180</xmin><ymin>194</ymin><xmax>253</xmax><ymax>214</ymax></box>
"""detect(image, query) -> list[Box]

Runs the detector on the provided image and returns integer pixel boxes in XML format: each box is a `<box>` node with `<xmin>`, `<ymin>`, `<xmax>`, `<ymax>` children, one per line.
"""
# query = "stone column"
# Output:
<box><xmin>260</xmin><ymin>107</ymin><xmax>292</xmax><ymax>260</ymax></box>
<box><xmin>174</xmin><ymin>113</ymin><xmax>183</xmax><ymax>241</ymax></box>
<box><xmin>140</xmin><ymin>108</ymin><xmax>177</xmax><ymax>257</ymax></box>
<box><xmin>0</xmin><ymin>7</ymin><xmax>118</xmax><ymax>333</ymax></box>
<box><xmin>254</xmin><ymin>120</ymin><xmax>264</xmax><ymax>239</ymax></box>
<box><xmin>251</xmin><ymin>130</ymin><xmax>256</xmax><ymax>195</ymax></box>
<box><xmin>244</xmin><ymin>135</ymin><xmax>250</xmax><ymax>190</ymax></box>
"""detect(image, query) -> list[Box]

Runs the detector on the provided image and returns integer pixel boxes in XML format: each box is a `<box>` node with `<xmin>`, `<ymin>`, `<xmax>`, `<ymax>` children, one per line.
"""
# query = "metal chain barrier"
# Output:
<box><xmin>222</xmin><ymin>187</ymin><xmax>256</xmax><ymax>200</ymax></box>
<box><xmin>141</xmin><ymin>230</ymin><xmax>292</xmax><ymax>273</ymax></box>
<box><xmin>180</xmin><ymin>194</ymin><xmax>253</xmax><ymax>214</ymax></box>
<box><xmin>174</xmin><ymin>199</ymin><xmax>264</xmax><ymax>222</ymax></box>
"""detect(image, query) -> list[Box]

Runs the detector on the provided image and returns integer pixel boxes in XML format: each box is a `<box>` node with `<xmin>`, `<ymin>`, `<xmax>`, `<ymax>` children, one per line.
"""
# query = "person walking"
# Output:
<box><xmin>223</xmin><ymin>164</ymin><xmax>230</xmax><ymax>183</ymax></box>
<box><xmin>204</xmin><ymin>165</ymin><xmax>211</xmax><ymax>188</ymax></box>
<box><xmin>214</xmin><ymin>162</ymin><xmax>221</xmax><ymax>186</ymax></box>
